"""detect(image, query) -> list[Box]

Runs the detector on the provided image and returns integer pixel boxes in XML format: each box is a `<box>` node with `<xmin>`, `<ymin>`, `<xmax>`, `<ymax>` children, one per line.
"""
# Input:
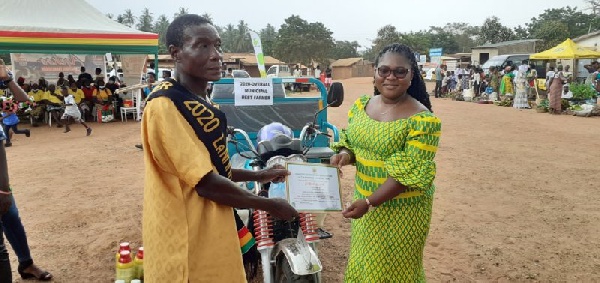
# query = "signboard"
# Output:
<box><xmin>445</xmin><ymin>61</ymin><xmax>457</xmax><ymax>72</ymax></box>
<box><xmin>10</xmin><ymin>53</ymin><xmax>105</xmax><ymax>83</ymax></box>
<box><xmin>420</xmin><ymin>55</ymin><xmax>427</xmax><ymax>63</ymax></box>
<box><xmin>120</xmin><ymin>54</ymin><xmax>147</xmax><ymax>87</ymax></box>
<box><xmin>234</xmin><ymin>78</ymin><xmax>274</xmax><ymax>106</ymax></box>
<box><xmin>429</xmin><ymin>48</ymin><xmax>443</xmax><ymax>68</ymax></box>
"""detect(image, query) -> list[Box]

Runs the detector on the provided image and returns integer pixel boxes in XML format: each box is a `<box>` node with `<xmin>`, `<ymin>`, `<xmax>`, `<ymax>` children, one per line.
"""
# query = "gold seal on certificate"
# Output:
<box><xmin>285</xmin><ymin>162</ymin><xmax>343</xmax><ymax>212</ymax></box>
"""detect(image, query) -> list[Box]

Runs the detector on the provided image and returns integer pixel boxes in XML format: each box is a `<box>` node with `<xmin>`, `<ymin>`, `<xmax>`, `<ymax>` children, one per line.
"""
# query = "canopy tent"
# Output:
<box><xmin>0</xmin><ymin>0</ymin><xmax>158</xmax><ymax>55</ymax></box>
<box><xmin>530</xmin><ymin>38</ymin><xmax>600</xmax><ymax>59</ymax></box>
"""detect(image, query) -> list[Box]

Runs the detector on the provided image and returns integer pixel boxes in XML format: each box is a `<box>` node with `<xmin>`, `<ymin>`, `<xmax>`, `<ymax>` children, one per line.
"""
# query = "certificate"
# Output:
<box><xmin>286</xmin><ymin>162</ymin><xmax>343</xmax><ymax>212</ymax></box>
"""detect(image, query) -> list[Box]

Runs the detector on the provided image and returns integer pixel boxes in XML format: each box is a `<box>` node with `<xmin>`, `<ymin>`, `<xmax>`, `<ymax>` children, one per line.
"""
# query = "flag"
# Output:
<box><xmin>248</xmin><ymin>30</ymin><xmax>267</xmax><ymax>78</ymax></box>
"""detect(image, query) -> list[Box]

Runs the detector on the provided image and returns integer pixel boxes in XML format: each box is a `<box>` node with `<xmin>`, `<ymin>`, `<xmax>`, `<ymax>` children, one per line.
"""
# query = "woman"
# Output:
<box><xmin>500</xmin><ymin>66</ymin><xmax>515</xmax><ymax>98</ymax></box>
<box><xmin>330</xmin><ymin>43</ymin><xmax>442</xmax><ymax>282</ymax></box>
<box><xmin>548</xmin><ymin>65</ymin><xmax>566</xmax><ymax>114</ymax></box>
<box><xmin>489</xmin><ymin>66</ymin><xmax>500</xmax><ymax>93</ymax></box>
<box><xmin>526</xmin><ymin>63</ymin><xmax>538</xmax><ymax>100</ymax></box>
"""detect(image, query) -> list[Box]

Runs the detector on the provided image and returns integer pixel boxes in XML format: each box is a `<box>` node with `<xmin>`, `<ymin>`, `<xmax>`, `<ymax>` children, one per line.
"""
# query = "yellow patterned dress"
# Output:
<box><xmin>332</xmin><ymin>96</ymin><xmax>442</xmax><ymax>282</ymax></box>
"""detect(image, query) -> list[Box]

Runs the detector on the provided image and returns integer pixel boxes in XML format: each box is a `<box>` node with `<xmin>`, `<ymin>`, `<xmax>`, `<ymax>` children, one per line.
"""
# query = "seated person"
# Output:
<box><xmin>80</xmin><ymin>79</ymin><xmax>96</xmax><ymax>121</ymax></box>
<box><xmin>68</xmin><ymin>82</ymin><xmax>85</xmax><ymax>104</ymax></box>
<box><xmin>45</xmin><ymin>84</ymin><xmax>64</xmax><ymax>127</ymax></box>
<box><xmin>93</xmin><ymin>80</ymin><xmax>114</xmax><ymax>120</ymax></box>
<box><xmin>26</xmin><ymin>83</ymin><xmax>46</xmax><ymax>125</ymax></box>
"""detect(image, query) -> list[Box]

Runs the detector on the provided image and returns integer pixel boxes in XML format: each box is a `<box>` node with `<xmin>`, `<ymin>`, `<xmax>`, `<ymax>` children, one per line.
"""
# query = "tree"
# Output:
<box><xmin>105</xmin><ymin>13</ymin><xmax>114</xmax><ymax>19</ymax></box>
<box><xmin>479</xmin><ymin>16</ymin><xmax>515</xmax><ymax>44</ymax></box>
<box><xmin>329</xmin><ymin>41</ymin><xmax>360</xmax><ymax>59</ymax></box>
<box><xmin>153</xmin><ymin>14</ymin><xmax>170</xmax><ymax>53</ymax></box>
<box><xmin>260</xmin><ymin>24</ymin><xmax>278</xmax><ymax>56</ymax></box>
<box><xmin>428</xmin><ymin>26</ymin><xmax>459</xmax><ymax>54</ymax></box>
<box><xmin>220</xmin><ymin>24</ymin><xmax>237</xmax><ymax>53</ymax></box>
<box><xmin>371</xmin><ymin>25</ymin><xmax>402</xmax><ymax>54</ymax></box>
<box><xmin>439</xmin><ymin>23</ymin><xmax>479</xmax><ymax>53</ymax></box>
<box><xmin>120</xmin><ymin>9</ymin><xmax>136</xmax><ymax>28</ymax></box>
<box><xmin>233</xmin><ymin>20</ymin><xmax>253</xmax><ymax>53</ymax></box>
<box><xmin>274</xmin><ymin>15</ymin><xmax>334</xmax><ymax>66</ymax></box>
<box><xmin>174</xmin><ymin>7</ymin><xmax>188</xmax><ymax>19</ymax></box>
<box><xmin>533</xmin><ymin>21</ymin><xmax>570</xmax><ymax>50</ymax></box>
<box><xmin>527</xmin><ymin>6</ymin><xmax>600</xmax><ymax>42</ymax></box>
<box><xmin>137</xmin><ymin>8</ymin><xmax>154</xmax><ymax>32</ymax></box>
<box><xmin>513</xmin><ymin>25</ymin><xmax>529</xmax><ymax>39</ymax></box>
<box><xmin>200</xmin><ymin>13</ymin><xmax>213</xmax><ymax>23</ymax></box>
<box><xmin>401</xmin><ymin>31</ymin><xmax>431</xmax><ymax>55</ymax></box>
<box><xmin>585</xmin><ymin>0</ymin><xmax>600</xmax><ymax>15</ymax></box>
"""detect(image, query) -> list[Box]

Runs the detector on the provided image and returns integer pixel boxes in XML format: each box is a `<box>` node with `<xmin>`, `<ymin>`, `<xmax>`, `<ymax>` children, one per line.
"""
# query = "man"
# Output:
<box><xmin>225</xmin><ymin>67</ymin><xmax>234</xmax><ymax>78</ymax></box>
<box><xmin>76</xmin><ymin>66</ymin><xmax>93</xmax><ymax>87</ymax></box>
<box><xmin>434</xmin><ymin>65</ymin><xmax>442</xmax><ymax>98</ymax></box>
<box><xmin>141</xmin><ymin>14</ymin><xmax>298</xmax><ymax>282</ymax></box>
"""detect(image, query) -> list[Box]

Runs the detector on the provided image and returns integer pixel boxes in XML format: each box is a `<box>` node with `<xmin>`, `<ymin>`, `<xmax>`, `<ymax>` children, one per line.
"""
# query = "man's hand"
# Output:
<box><xmin>342</xmin><ymin>199</ymin><xmax>369</xmax><ymax>219</ymax></box>
<box><xmin>0</xmin><ymin>59</ymin><xmax>10</xmax><ymax>80</ymax></box>
<box><xmin>263</xmin><ymin>198</ymin><xmax>299</xmax><ymax>221</ymax></box>
<box><xmin>0</xmin><ymin>194</ymin><xmax>12</xmax><ymax>215</ymax></box>
<box><xmin>257</xmin><ymin>164</ymin><xmax>290</xmax><ymax>184</ymax></box>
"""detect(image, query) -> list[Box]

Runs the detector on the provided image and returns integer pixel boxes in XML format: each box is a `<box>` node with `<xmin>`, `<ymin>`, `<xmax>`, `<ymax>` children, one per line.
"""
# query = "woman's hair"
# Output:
<box><xmin>373</xmin><ymin>43</ymin><xmax>432</xmax><ymax>112</ymax></box>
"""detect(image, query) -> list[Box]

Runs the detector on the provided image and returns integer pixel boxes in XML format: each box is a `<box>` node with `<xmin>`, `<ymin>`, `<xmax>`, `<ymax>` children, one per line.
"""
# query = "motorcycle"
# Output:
<box><xmin>225</xmin><ymin>81</ymin><xmax>344</xmax><ymax>283</ymax></box>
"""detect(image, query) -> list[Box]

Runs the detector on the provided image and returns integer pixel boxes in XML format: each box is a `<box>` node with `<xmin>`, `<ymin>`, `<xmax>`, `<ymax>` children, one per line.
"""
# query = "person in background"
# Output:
<box><xmin>141</xmin><ymin>14</ymin><xmax>298</xmax><ymax>282</ymax></box>
<box><xmin>134</xmin><ymin>72</ymin><xmax>157</xmax><ymax>150</ymax></box>
<box><xmin>66</xmin><ymin>74</ymin><xmax>76</xmax><ymax>87</ymax></box>
<box><xmin>45</xmin><ymin>84</ymin><xmax>64</xmax><ymax>128</ymax></box>
<box><xmin>68</xmin><ymin>82</ymin><xmax>85</xmax><ymax>104</ymax></box>
<box><xmin>548</xmin><ymin>65</ymin><xmax>566</xmax><ymax>114</ymax></box>
<box><xmin>526</xmin><ymin>63</ymin><xmax>538</xmax><ymax>100</ymax></box>
<box><xmin>162</xmin><ymin>70</ymin><xmax>172</xmax><ymax>80</ymax></box>
<box><xmin>500</xmin><ymin>66</ymin><xmax>515</xmax><ymax>98</ymax></box>
<box><xmin>60</xmin><ymin>85</ymin><xmax>92</xmax><ymax>136</ymax></box>
<box><xmin>314</xmin><ymin>65</ymin><xmax>321</xmax><ymax>79</ymax></box>
<box><xmin>0</xmin><ymin>59</ymin><xmax>54</xmax><ymax>281</ymax></box>
<box><xmin>80</xmin><ymin>79</ymin><xmax>95</xmax><ymax>121</ymax></box>
<box><xmin>56</xmin><ymin>72</ymin><xmax>66</xmax><ymax>87</ymax></box>
<box><xmin>325</xmin><ymin>66</ymin><xmax>333</xmax><ymax>89</ymax></box>
<box><xmin>330</xmin><ymin>43</ymin><xmax>441</xmax><ymax>282</ymax></box>
<box><xmin>77</xmin><ymin>66</ymin><xmax>93</xmax><ymax>87</ymax></box>
<box><xmin>94</xmin><ymin>67</ymin><xmax>104</xmax><ymax>86</ymax></box>
<box><xmin>27</xmin><ymin>83</ymin><xmax>45</xmax><ymax>126</ymax></box>
<box><xmin>434</xmin><ymin>64</ymin><xmax>443</xmax><ymax>98</ymax></box>
<box><xmin>293</xmin><ymin>65</ymin><xmax>302</xmax><ymax>92</ymax></box>
<box><xmin>225</xmin><ymin>68</ymin><xmax>233</xmax><ymax>78</ymax></box>
<box><xmin>1</xmin><ymin>104</ymin><xmax>30</xmax><ymax>147</ymax></box>
<box><xmin>545</xmin><ymin>66</ymin><xmax>556</xmax><ymax>90</ymax></box>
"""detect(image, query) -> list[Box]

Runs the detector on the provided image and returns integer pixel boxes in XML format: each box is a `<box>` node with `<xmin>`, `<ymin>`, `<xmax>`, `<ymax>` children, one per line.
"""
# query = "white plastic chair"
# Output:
<box><xmin>120</xmin><ymin>91</ymin><xmax>138</xmax><ymax>122</ymax></box>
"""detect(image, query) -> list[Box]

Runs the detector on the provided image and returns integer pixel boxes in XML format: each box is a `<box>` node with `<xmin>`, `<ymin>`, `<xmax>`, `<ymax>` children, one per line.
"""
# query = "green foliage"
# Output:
<box><xmin>153</xmin><ymin>14</ymin><xmax>170</xmax><ymax>53</ymax></box>
<box><xmin>137</xmin><ymin>8</ymin><xmax>154</xmax><ymax>32</ymax></box>
<box><xmin>260</xmin><ymin>24</ymin><xmax>278</xmax><ymax>56</ymax></box>
<box><xmin>537</xmin><ymin>99</ymin><xmax>549</xmax><ymax>109</ymax></box>
<box><xmin>570</xmin><ymin>83</ymin><xmax>597</xmax><ymax>100</ymax></box>
<box><xmin>273</xmin><ymin>15</ymin><xmax>334</xmax><ymax>66</ymax></box>
<box><xmin>479</xmin><ymin>16</ymin><xmax>515</xmax><ymax>44</ymax></box>
<box><xmin>527</xmin><ymin>6</ymin><xmax>600</xmax><ymax>50</ymax></box>
<box><xmin>329</xmin><ymin>41</ymin><xmax>360</xmax><ymax>60</ymax></box>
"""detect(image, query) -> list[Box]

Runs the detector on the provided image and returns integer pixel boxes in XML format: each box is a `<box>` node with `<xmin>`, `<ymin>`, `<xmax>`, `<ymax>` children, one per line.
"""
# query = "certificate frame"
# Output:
<box><xmin>285</xmin><ymin>162</ymin><xmax>343</xmax><ymax>212</ymax></box>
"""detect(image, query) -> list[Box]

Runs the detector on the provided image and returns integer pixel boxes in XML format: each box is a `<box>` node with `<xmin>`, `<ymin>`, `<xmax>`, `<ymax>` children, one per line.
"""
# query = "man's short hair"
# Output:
<box><xmin>166</xmin><ymin>14</ymin><xmax>212</xmax><ymax>48</ymax></box>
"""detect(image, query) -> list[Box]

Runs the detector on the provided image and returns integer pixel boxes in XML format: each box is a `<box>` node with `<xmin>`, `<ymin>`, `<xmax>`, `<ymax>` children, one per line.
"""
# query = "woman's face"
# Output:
<box><xmin>374</xmin><ymin>52</ymin><xmax>413</xmax><ymax>100</ymax></box>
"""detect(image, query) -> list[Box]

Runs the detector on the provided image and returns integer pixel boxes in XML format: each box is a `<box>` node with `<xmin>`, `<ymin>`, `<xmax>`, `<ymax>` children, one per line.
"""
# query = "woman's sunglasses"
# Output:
<box><xmin>377</xmin><ymin>67</ymin><xmax>410</xmax><ymax>79</ymax></box>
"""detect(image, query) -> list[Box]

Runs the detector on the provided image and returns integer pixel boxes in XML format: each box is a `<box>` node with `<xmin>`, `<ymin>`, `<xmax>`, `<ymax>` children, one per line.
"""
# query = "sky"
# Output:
<box><xmin>86</xmin><ymin>0</ymin><xmax>590</xmax><ymax>50</ymax></box>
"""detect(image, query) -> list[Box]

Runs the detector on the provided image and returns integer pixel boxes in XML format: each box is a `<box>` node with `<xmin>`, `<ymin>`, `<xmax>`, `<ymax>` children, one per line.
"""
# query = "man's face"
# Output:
<box><xmin>147</xmin><ymin>75</ymin><xmax>155</xmax><ymax>84</ymax></box>
<box><xmin>171</xmin><ymin>24</ymin><xmax>222</xmax><ymax>82</ymax></box>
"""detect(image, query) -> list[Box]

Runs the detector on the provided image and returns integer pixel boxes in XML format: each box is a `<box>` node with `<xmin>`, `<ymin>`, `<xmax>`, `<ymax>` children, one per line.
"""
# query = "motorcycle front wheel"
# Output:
<box><xmin>275</xmin><ymin>255</ymin><xmax>318</xmax><ymax>283</ymax></box>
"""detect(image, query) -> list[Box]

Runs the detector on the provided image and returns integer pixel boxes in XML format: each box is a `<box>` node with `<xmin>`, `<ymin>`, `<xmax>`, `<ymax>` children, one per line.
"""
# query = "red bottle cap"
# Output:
<box><xmin>119</xmin><ymin>250</ymin><xmax>132</xmax><ymax>264</ymax></box>
<box><xmin>119</xmin><ymin>242</ymin><xmax>131</xmax><ymax>252</ymax></box>
<box><xmin>136</xmin><ymin>247</ymin><xmax>143</xmax><ymax>259</ymax></box>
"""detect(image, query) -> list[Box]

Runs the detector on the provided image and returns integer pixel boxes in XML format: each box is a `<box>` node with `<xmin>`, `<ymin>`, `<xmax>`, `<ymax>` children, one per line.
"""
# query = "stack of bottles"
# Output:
<box><xmin>115</xmin><ymin>242</ymin><xmax>144</xmax><ymax>283</ymax></box>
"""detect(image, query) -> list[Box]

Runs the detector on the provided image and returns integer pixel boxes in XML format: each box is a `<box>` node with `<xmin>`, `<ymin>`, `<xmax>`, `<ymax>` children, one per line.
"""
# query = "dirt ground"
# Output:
<box><xmin>4</xmin><ymin>77</ymin><xmax>600</xmax><ymax>282</ymax></box>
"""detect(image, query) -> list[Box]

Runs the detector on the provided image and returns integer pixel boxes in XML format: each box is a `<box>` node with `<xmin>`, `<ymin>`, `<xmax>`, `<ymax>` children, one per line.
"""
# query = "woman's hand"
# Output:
<box><xmin>330</xmin><ymin>151</ymin><xmax>352</xmax><ymax>170</ymax></box>
<box><xmin>342</xmin><ymin>199</ymin><xmax>369</xmax><ymax>219</ymax></box>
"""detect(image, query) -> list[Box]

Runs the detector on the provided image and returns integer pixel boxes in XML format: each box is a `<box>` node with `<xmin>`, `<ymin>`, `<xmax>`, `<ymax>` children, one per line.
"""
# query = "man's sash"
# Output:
<box><xmin>146</xmin><ymin>78</ymin><xmax>256</xmax><ymax>255</ymax></box>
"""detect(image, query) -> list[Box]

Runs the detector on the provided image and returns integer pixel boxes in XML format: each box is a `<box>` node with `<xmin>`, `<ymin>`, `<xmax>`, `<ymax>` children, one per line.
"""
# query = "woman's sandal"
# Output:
<box><xmin>18</xmin><ymin>265</ymin><xmax>53</xmax><ymax>281</ymax></box>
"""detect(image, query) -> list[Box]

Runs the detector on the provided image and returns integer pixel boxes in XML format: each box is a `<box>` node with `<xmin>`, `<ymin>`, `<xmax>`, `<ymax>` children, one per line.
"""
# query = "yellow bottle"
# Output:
<box><xmin>134</xmin><ymin>247</ymin><xmax>144</xmax><ymax>280</ymax></box>
<box><xmin>115</xmin><ymin>250</ymin><xmax>135</xmax><ymax>283</ymax></box>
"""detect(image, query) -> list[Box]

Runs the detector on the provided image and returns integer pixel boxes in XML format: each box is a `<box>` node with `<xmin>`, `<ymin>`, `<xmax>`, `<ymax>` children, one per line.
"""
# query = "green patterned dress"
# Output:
<box><xmin>332</xmin><ymin>96</ymin><xmax>442</xmax><ymax>282</ymax></box>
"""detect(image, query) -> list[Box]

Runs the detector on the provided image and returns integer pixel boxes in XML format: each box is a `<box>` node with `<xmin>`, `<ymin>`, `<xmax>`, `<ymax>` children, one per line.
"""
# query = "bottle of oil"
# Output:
<box><xmin>115</xmin><ymin>250</ymin><xmax>135</xmax><ymax>283</ymax></box>
<box><xmin>133</xmin><ymin>247</ymin><xmax>144</xmax><ymax>280</ymax></box>
<box><xmin>115</xmin><ymin>242</ymin><xmax>131</xmax><ymax>262</ymax></box>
